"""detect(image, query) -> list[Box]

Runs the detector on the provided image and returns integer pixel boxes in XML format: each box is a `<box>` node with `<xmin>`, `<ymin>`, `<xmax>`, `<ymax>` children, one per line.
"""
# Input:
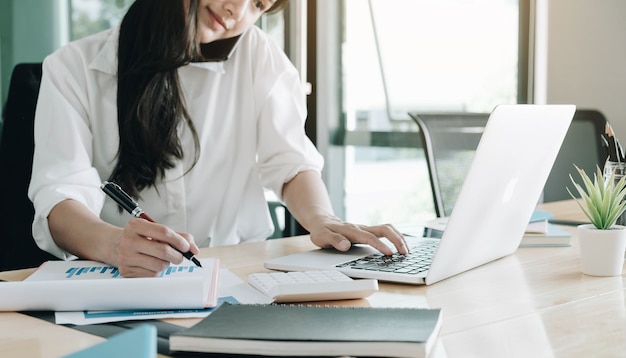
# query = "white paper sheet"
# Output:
<box><xmin>54</xmin><ymin>268</ymin><xmax>272</xmax><ymax>325</ymax></box>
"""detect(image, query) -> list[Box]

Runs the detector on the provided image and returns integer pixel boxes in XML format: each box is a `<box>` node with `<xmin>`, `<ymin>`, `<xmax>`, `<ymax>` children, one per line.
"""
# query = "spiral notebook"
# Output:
<box><xmin>265</xmin><ymin>104</ymin><xmax>576</xmax><ymax>285</ymax></box>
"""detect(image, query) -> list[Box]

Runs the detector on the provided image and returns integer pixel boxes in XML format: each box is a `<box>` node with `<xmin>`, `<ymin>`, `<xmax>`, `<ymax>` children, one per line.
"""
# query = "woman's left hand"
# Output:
<box><xmin>281</xmin><ymin>171</ymin><xmax>408</xmax><ymax>256</ymax></box>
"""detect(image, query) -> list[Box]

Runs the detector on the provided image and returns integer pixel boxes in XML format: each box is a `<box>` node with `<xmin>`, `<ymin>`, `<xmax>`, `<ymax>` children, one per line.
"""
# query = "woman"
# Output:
<box><xmin>28</xmin><ymin>0</ymin><xmax>407</xmax><ymax>277</ymax></box>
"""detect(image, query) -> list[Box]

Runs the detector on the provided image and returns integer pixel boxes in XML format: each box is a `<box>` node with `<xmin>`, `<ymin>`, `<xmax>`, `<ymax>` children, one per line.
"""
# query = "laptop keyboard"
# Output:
<box><xmin>335</xmin><ymin>240</ymin><xmax>439</xmax><ymax>275</ymax></box>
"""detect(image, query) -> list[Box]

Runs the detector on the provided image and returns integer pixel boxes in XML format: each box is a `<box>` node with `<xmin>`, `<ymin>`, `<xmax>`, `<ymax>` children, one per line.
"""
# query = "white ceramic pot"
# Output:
<box><xmin>578</xmin><ymin>224</ymin><xmax>626</xmax><ymax>276</ymax></box>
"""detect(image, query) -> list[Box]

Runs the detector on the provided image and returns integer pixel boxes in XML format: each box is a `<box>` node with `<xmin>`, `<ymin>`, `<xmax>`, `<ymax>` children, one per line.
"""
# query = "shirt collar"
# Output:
<box><xmin>188</xmin><ymin>61</ymin><xmax>225</xmax><ymax>73</ymax></box>
<box><xmin>88</xmin><ymin>27</ymin><xmax>226</xmax><ymax>75</ymax></box>
<box><xmin>88</xmin><ymin>27</ymin><xmax>119</xmax><ymax>75</ymax></box>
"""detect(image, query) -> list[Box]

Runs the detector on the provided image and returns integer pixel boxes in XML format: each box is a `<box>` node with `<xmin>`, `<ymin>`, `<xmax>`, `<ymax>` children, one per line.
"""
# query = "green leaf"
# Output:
<box><xmin>567</xmin><ymin>164</ymin><xmax>626</xmax><ymax>230</ymax></box>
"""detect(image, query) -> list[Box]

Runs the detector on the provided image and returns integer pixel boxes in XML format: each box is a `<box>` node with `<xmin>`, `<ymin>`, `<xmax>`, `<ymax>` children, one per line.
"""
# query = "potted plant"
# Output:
<box><xmin>568</xmin><ymin>165</ymin><xmax>626</xmax><ymax>276</ymax></box>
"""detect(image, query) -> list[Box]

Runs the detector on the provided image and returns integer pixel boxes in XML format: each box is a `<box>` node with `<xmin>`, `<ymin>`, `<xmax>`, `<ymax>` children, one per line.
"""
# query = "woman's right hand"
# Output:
<box><xmin>47</xmin><ymin>199</ymin><xmax>200</xmax><ymax>278</ymax></box>
<box><xmin>114</xmin><ymin>218</ymin><xmax>200</xmax><ymax>277</ymax></box>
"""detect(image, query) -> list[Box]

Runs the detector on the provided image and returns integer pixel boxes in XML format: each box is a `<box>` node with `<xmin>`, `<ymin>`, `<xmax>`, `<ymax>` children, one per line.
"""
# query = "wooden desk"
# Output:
<box><xmin>2</xmin><ymin>227</ymin><xmax>625</xmax><ymax>357</ymax></box>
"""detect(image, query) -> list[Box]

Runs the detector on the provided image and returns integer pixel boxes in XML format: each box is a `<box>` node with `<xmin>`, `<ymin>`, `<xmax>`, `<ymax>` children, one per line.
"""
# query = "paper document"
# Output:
<box><xmin>0</xmin><ymin>258</ymin><xmax>219</xmax><ymax>311</ymax></box>
<box><xmin>54</xmin><ymin>268</ymin><xmax>273</xmax><ymax>325</ymax></box>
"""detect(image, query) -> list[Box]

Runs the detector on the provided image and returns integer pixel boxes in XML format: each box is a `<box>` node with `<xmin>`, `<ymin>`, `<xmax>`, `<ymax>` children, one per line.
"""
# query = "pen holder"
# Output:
<box><xmin>604</xmin><ymin>161</ymin><xmax>626</xmax><ymax>226</ymax></box>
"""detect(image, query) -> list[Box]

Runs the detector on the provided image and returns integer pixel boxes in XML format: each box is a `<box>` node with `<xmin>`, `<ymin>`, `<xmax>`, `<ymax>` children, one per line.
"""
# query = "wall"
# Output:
<box><xmin>0</xmin><ymin>0</ymin><xmax>14</xmax><ymax>106</ymax></box>
<box><xmin>1</xmin><ymin>0</ymin><xmax>67</xmax><ymax>108</ymax></box>
<box><xmin>0</xmin><ymin>0</ymin><xmax>68</xmax><ymax>141</ymax></box>
<box><xmin>545</xmin><ymin>0</ymin><xmax>626</xmax><ymax>140</ymax></box>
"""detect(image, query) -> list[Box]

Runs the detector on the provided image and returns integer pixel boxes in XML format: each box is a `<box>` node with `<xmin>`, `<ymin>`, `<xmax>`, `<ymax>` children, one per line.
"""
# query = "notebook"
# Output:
<box><xmin>265</xmin><ymin>104</ymin><xmax>576</xmax><ymax>285</ymax></box>
<box><xmin>170</xmin><ymin>303</ymin><xmax>442</xmax><ymax>358</ymax></box>
<box><xmin>63</xmin><ymin>324</ymin><xmax>156</xmax><ymax>358</ymax></box>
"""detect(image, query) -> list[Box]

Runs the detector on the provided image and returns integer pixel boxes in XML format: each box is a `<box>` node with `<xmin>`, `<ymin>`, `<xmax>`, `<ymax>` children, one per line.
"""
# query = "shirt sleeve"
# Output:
<box><xmin>27</xmin><ymin>49</ymin><xmax>105</xmax><ymax>260</ymax></box>
<box><xmin>251</xmin><ymin>30</ymin><xmax>324</xmax><ymax>200</ymax></box>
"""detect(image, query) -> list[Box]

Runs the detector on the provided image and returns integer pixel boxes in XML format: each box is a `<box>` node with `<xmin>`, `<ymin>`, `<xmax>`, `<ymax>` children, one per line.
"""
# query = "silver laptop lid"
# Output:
<box><xmin>425</xmin><ymin>104</ymin><xmax>575</xmax><ymax>284</ymax></box>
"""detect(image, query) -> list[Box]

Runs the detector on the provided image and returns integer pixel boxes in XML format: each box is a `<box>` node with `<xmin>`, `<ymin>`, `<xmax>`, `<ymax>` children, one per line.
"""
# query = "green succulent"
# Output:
<box><xmin>567</xmin><ymin>164</ymin><xmax>626</xmax><ymax>230</ymax></box>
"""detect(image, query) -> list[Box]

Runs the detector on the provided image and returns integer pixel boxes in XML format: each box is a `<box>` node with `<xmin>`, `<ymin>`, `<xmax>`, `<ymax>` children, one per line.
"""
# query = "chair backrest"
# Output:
<box><xmin>267</xmin><ymin>201</ymin><xmax>307</xmax><ymax>239</ymax></box>
<box><xmin>410</xmin><ymin>112</ymin><xmax>490</xmax><ymax>217</ymax></box>
<box><xmin>543</xmin><ymin>109</ymin><xmax>607</xmax><ymax>202</ymax></box>
<box><xmin>411</xmin><ymin>109</ymin><xmax>608</xmax><ymax>218</ymax></box>
<box><xmin>0</xmin><ymin>62</ymin><xmax>57</xmax><ymax>271</ymax></box>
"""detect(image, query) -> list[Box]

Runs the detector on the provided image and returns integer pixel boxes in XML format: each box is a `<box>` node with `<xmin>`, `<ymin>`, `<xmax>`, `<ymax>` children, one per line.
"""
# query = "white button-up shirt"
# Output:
<box><xmin>28</xmin><ymin>26</ymin><xmax>324</xmax><ymax>260</ymax></box>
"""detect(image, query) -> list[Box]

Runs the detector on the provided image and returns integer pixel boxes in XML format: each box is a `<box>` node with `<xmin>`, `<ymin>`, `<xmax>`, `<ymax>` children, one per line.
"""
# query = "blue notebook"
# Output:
<box><xmin>521</xmin><ymin>223</ymin><xmax>572</xmax><ymax>247</ymax></box>
<box><xmin>63</xmin><ymin>324</ymin><xmax>156</xmax><ymax>358</ymax></box>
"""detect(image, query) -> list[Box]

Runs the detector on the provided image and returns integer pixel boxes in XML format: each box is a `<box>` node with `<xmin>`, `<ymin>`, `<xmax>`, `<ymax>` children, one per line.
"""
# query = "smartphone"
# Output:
<box><xmin>200</xmin><ymin>34</ymin><xmax>243</xmax><ymax>62</ymax></box>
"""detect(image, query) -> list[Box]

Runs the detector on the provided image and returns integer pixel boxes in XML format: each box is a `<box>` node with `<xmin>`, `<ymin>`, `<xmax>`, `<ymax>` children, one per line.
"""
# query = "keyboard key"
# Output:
<box><xmin>336</xmin><ymin>240</ymin><xmax>439</xmax><ymax>275</ymax></box>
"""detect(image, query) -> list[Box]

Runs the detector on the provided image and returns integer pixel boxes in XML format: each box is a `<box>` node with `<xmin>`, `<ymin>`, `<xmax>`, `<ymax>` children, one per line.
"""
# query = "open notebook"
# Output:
<box><xmin>265</xmin><ymin>104</ymin><xmax>576</xmax><ymax>285</ymax></box>
<box><xmin>0</xmin><ymin>258</ymin><xmax>220</xmax><ymax>311</ymax></box>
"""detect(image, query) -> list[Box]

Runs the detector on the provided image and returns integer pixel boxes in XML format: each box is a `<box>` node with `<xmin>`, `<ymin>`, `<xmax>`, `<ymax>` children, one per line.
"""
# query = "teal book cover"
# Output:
<box><xmin>529</xmin><ymin>209</ymin><xmax>554</xmax><ymax>222</ymax></box>
<box><xmin>63</xmin><ymin>324</ymin><xmax>156</xmax><ymax>358</ymax></box>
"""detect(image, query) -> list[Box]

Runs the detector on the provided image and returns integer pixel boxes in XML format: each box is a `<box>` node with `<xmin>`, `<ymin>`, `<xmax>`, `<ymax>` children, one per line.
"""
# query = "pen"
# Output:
<box><xmin>100</xmin><ymin>181</ymin><xmax>203</xmax><ymax>268</ymax></box>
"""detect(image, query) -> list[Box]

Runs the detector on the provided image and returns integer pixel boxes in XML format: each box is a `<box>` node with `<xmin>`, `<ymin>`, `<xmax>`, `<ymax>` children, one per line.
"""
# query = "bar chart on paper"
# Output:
<box><xmin>64</xmin><ymin>265</ymin><xmax>122</xmax><ymax>279</ymax></box>
<box><xmin>64</xmin><ymin>264</ymin><xmax>202</xmax><ymax>279</ymax></box>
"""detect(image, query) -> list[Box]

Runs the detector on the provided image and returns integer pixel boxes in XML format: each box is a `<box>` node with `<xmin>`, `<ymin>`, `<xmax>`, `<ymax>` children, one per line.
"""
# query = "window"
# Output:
<box><xmin>316</xmin><ymin>0</ymin><xmax>523</xmax><ymax>225</ymax></box>
<box><xmin>70</xmin><ymin>0</ymin><xmax>134</xmax><ymax>40</ymax></box>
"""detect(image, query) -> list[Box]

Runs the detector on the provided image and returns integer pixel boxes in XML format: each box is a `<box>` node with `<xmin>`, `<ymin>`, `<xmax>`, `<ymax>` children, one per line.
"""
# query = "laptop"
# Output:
<box><xmin>265</xmin><ymin>104</ymin><xmax>576</xmax><ymax>285</ymax></box>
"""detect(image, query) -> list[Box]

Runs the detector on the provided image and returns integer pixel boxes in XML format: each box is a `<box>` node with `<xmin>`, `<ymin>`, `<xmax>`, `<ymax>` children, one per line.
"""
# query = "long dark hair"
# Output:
<box><xmin>111</xmin><ymin>0</ymin><xmax>202</xmax><ymax>199</ymax></box>
<box><xmin>111</xmin><ymin>0</ymin><xmax>290</xmax><ymax>199</ymax></box>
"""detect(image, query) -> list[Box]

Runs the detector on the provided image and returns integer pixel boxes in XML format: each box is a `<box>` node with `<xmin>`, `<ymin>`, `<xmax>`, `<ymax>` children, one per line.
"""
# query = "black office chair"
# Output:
<box><xmin>0</xmin><ymin>62</ymin><xmax>57</xmax><ymax>271</ymax></box>
<box><xmin>543</xmin><ymin>109</ymin><xmax>607</xmax><ymax>202</ymax></box>
<box><xmin>410</xmin><ymin>112</ymin><xmax>489</xmax><ymax>218</ymax></box>
<box><xmin>267</xmin><ymin>201</ymin><xmax>307</xmax><ymax>239</ymax></box>
<box><xmin>411</xmin><ymin>109</ymin><xmax>608</xmax><ymax>218</ymax></box>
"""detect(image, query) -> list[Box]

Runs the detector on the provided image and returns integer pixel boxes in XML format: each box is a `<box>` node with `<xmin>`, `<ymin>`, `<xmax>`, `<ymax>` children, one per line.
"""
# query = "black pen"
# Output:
<box><xmin>100</xmin><ymin>181</ymin><xmax>203</xmax><ymax>268</ymax></box>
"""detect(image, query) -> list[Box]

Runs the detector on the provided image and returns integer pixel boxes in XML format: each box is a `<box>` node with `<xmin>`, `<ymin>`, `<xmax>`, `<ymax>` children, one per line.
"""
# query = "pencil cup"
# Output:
<box><xmin>604</xmin><ymin>161</ymin><xmax>626</xmax><ymax>227</ymax></box>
